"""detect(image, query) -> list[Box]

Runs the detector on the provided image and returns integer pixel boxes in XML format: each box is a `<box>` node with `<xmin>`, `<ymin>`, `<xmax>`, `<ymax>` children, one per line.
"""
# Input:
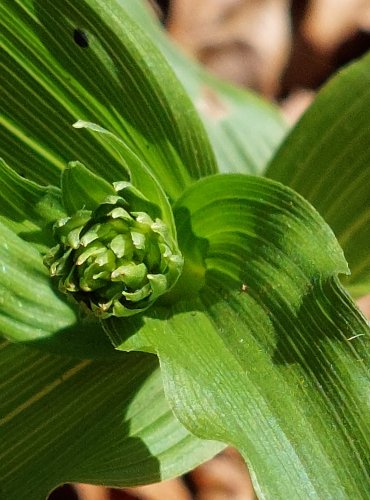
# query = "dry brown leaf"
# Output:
<box><xmin>302</xmin><ymin>0</ymin><xmax>370</xmax><ymax>53</ymax></box>
<box><xmin>126</xmin><ymin>478</ymin><xmax>191</xmax><ymax>500</ymax></box>
<box><xmin>191</xmin><ymin>448</ymin><xmax>255</xmax><ymax>500</ymax></box>
<box><xmin>168</xmin><ymin>0</ymin><xmax>292</xmax><ymax>97</ymax></box>
<box><xmin>74</xmin><ymin>484</ymin><xmax>111</xmax><ymax>500</ymax></box>
<box><xmin>357</xmin><ymin>294</ymin><xmax>370</xmax><ymax>319</ymax></box>
<box><xmin>280</xmin><ymin>88</ymin><xmax>316</xmax><ymax>124</ymax></box>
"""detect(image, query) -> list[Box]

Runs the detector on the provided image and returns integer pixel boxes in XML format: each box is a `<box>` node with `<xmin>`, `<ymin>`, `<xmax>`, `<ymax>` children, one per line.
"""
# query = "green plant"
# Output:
<box><xmin>0</xmin><ymin>1</ymin><xmax>369</xmax><ymax>499</ymax></box>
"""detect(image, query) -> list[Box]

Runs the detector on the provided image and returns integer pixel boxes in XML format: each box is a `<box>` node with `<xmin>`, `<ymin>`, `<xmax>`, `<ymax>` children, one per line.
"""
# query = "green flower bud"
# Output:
<box><xmin>44</xmin><ymin>182</ymin><xmax>183</xmax><ymax>318</ymax></box>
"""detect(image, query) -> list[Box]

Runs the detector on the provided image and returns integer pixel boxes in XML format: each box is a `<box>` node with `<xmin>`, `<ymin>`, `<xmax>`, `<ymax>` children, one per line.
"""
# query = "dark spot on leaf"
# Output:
<box><xmin>73</xmin><ymin>29</ymin><xmax>89</xmax><ymax>48</ymax></box>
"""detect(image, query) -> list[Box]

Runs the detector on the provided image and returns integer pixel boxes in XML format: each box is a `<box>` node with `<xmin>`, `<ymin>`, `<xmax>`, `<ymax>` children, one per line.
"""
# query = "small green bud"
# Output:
<box><xmin>44</xmin><ymin>182</ymin><xmax>183</xmax><ymax>318</ymax></box>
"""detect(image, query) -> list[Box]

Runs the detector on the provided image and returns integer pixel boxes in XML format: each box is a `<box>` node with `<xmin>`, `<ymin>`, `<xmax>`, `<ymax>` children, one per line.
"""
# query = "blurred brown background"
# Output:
<box><xmin>49</xmin><ymin>1</ymin><xmax>370</xmax><ymax>498</ymax></box>
<box><xmin>162</xmin><ymin>0</ymin><xmax>370</xmax><ymax>123</ymax></box>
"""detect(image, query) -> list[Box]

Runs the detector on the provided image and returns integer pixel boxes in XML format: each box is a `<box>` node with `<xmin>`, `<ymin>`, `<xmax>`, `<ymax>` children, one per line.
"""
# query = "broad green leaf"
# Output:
<box><xmin>0</xmin><ymin>220</ymin><xmax>77</xmax><ymax>343</ymax></box>
<box><xmin>61</xmin><ymin>161</ymin><xmax>115</xmax><ymax>214</ymax></box>
<box><xmin>266</xmin><ymin>53</ymin><xmax>370</xmax><ymax>296</ymax></box>
<box><xmin>106</xmin><ymin>175</ymin><xmax>370</xmax><ymax>498</ymax></box>
<box><xmin>0</xmin><ymin>158</ymin><xmax>65</xmax><ymax>251</ymax></box>
<box><xmin>0</xmin><ymin>186</ymin><xmax>222</xmax><ymax>496</ymax></box>
<box><xmin>0</xmin><ymin>178</ymin><xmax>122</xmax><ymax>357</ymax></box>
<box><xmin>0</xmin><ymin>158</ymin><xmax>63</xmax><ymax>226</ymax></box>
<box><xmin>0</xmin><ymin>217</ymin><xmax>114</xmax><ymax>358</ymax></box>
<box><xmin>0</xmin><ymin>0</ymin><xmax>217</xmax><ymax>195</ymax></box>
<box><xmin>0</xmin><ymin>339</ymin><xmax>223</xmax><ymax>500</ymax></box>
<box><xmin>194</xmin><ymin>77</ymin><xmax>288</xmax><ymax>175</ymax></box>
<box><xmin>0</xmin><ymin>216</ymin><xmax>150</xmax><ymax>358</ymax></box>
<box><xmin>122</xmin><ymin>0</ymin><xmax>288</xmax><ymax>175</ymax></box>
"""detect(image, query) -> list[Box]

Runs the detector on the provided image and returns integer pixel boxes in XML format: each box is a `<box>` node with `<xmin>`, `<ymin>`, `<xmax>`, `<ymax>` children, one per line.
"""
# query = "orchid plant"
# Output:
<box><xmin>0</xmin><ymin>1</ymin><xmax>369</xmax><ymax>499</ymax></box>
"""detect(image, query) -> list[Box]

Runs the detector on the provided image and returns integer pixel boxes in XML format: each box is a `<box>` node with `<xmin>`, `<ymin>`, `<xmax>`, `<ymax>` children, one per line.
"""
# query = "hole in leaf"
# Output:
<box><xmin>73</xmin><ymin>29</ymin><xmax>89</xmax><ymax>48</ymax></box>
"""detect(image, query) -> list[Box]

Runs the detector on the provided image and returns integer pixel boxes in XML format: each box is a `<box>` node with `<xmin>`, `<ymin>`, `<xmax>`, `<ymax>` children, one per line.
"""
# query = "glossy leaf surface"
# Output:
<box><xmin>266</xmin><ymin>54</ymin><xmax>370</xmax><ymax>296</ymax></box>
<box><xmin>61</xmin><ymin>161</ymin><xmax>115</xmax><ymax>214</ymax></box>
<box><xmin>0</xmin><ymin>0</ymin><xmax>369</xmax><ymax>498</ymax></box>
<box><xmin>0</xmin><ymin>158</ymin><xmax>64</xmax><ymax>251</ymax></box>
<box><xmin>0</xmin><ymin>340</ymin><xmax>223</xmax><ymax>500</ymax></box>
<box><xmin>0</xmin><ymin>2</ymin><xmax>226</xmax><ymax>495</ymax></box>
<box><xmin>0</xmin><ymin>220</ymin><xmax>77</xmax><ymax>342</ymax></box>
<box><xmin>106</xmin><ymin>175</ymin><xmax>370</xmax><ymax>498</ymax></box>
<box><xmin>0</xmin><ymin>0</ymin><xmax>217</xmax><ymax>196</ymax></box>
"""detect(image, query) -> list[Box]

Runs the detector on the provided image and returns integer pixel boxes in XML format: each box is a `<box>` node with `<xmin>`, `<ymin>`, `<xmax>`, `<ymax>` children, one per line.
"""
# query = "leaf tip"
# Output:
<box><xmin>72</xmin><ymin>120</ymin><xmax>86</xmax><ymax>129</ymax></box>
